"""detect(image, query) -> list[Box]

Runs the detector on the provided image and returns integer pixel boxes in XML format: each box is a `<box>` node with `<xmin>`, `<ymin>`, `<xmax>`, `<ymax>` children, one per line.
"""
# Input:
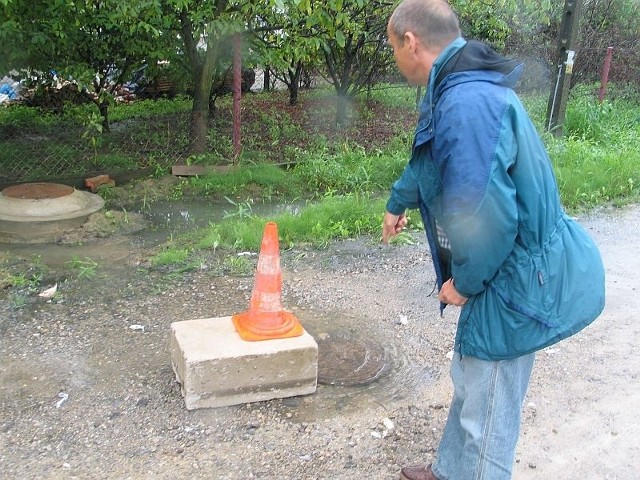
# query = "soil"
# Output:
<box><xmin>1</xmin><ymin>203</ymin><xmax>639</xmax><ymax>480</ymax></box>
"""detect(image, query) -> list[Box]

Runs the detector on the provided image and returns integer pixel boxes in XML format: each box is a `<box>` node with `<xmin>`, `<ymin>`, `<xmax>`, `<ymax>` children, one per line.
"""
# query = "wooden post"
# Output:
<box><xmin>546</xmin><ymin>0</ymin><xmax>583</xmax><ymax>136</ymax></box>
<box><xmin>233</xmin><ymin>33</ymin><xmax>242</xmax><ymax>161</ymax></box>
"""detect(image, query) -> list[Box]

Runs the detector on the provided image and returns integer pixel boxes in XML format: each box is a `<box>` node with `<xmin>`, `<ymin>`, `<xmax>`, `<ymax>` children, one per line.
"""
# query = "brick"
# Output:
<box><xmin>170</xmin><ymin>316</ymin><xmax>318</xmax><ymax>409</ymax></box>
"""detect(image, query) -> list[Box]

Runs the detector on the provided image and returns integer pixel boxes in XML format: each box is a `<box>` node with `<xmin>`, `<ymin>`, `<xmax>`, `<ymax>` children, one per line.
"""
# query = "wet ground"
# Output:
<box><xmin>1</xmin><ymin>201</ymin><xmax>639</xmax><ymax>479</ymax></box>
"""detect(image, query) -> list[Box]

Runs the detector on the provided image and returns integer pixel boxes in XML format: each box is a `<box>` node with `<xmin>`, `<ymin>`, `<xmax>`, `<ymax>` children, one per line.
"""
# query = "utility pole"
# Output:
<box><xmin>546</xmin><ymin>0</ymin><xmax>583</xmax><ymax>136</ymax></box>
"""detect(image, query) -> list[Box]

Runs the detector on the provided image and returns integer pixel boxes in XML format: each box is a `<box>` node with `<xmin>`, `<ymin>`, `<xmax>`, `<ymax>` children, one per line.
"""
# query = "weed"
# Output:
<box><xmin>223</xmin><ymin>197</ymin><xmax>255</xmax><ymax>220</ymax></box>
<box><xmin>81</xmin><ymin>111</ymin><xmax>104</xmax><ymax>160</ymax></box>
<box><xmin>9</xmin><ymin>293</ymin><xmax>28</xmax><ymax>310</ymax></box>
<box><xmin>222</xmin><ymin>255</ymin><xmax>254</xmax><ymax>276</ymax></box>
<box><xmin>66</xmin><ymin>256</ymin><xmax>99</xmax><ymax>279</ymax></box>
<box><xmin>389</xmin><ymin>231</ymin><xmax>420</xmax><ymax>246</ymax></box>
<box><xmin>151</xmin><ymin>247</ymin><xmax>190</xmax><ymax>267</ymax></box>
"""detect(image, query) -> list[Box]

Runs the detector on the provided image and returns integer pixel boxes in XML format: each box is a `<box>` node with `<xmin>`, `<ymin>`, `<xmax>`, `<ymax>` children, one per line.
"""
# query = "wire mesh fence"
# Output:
<box><xmin>0</xmin><ymin>104</ymin><xmax>193</xmax><ymax>188</ymax></box>
<box><xmin>0</xmin><ymin>81</ymin><xmax>421</xmax><ymax>189</ymax></box>
<box><xmin>1</xmin><ymin>42</ymin><xmax>637</xmax><ymax>190</ymax></box>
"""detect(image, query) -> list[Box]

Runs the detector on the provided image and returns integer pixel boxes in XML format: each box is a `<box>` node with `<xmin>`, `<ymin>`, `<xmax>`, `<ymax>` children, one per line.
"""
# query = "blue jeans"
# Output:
<box><xmin>432</xmin><ymin>353</ymin><xmax>535</xmax><ymax>480</ymax></box>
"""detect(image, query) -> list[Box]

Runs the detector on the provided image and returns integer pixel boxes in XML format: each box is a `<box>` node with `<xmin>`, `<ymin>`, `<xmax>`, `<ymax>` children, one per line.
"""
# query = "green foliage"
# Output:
<box><xmin>542</xmin><ymin>86</ymin><xmax>640</xmax><ymax>209</ymax></box>
<box><xmin>109</xmin><ymin>98</ymin><xmax>192</xmax><ymax>122</ymax></box>
<box><xmin>0</xmin><ymin>253</ymin><xmax>46</xmax><ymax>291</ymax></box>
<box><xmin>1</xmin><ymin>0</ymin><xmax>170</xmax><ymax>129</ymax></box>
<box><xmin>451</xmin><ymin>0</ymin><xmax>553</xmax><ymax>48</ymax></box>
<box><xmin>222</xmin><ymin>255</ymin><xmax>254</xmax><ymax>276</ymax></box>
<box><xmin>185</xmin><ymin>193</ymin><xmax>388</xmax><ymax>253</ymax></box>
<box><xmin>366</xmin><ymin>84</ymin><xmax>419</xmax><ymax>110</ymax></box>
<box><xmin>222</xmin><ymin>197</ymin><xmax>256</xmax><ymax>220</ymax></box>
<box><xmin>95</xmin><ymin>153</ymin><xmax>138</xmax><ymax>170</ymax></box>
<box><xmin>551</xmin><ymin>137</ymin><xmax>639</xmax><ymax>209</ymax></box>
<box><xmin>292</xmin><ymin>141</ymin><xmax>407</xmax><ymax>196</ymax></box>
<box><xmin>188</xmin><ymin>164</ymin><xmax>304</xmax><ymax>199</ymax></box>
<box><xmin>302</xmin><ymin>0</ymin><xmax>395</xmax><ymax>124</ymax></box>
<box><xmin>151</xmin><ymin>247</ymin><xmax>190</xmax><ymax>267</ymax></box>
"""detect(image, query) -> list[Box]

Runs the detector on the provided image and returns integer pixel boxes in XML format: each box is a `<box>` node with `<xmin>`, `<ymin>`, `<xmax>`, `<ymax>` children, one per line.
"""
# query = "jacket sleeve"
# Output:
<box><xmin>434</xmin><ymin>86</ymin><xmax>519</xmax><ymax>297</ymax></box>
<box><xmin>386</xmin><ymin>161</ymin><xmax>421</xmax><ymax>215</ymax></box>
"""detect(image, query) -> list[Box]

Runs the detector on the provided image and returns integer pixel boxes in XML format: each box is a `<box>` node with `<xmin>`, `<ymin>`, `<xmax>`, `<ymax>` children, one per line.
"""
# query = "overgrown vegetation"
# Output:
<box><xmin>1</xmin><ymin>83</ymin><xmax>638</xmax><ymax>279</ymax></box>
<box><xmin>144</xmin><ymin>83</ymin><xmax>639</xmax><ymax>271</ymax></box>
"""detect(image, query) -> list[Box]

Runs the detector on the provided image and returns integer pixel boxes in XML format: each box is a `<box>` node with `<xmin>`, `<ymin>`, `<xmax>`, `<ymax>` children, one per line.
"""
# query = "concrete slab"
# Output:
<box><xmin>170</xmin><ymin>316</ymin><xmax>318</xmax><ymax>410</ymax></box>
<box><xmin>0</xmin><ymin>183</ymin><xmax>104</xmax><ymax>243</ymax></box>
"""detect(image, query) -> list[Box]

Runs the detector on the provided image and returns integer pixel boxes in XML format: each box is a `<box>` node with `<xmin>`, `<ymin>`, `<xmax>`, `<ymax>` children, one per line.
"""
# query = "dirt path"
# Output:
<box><xmin>1</xmin><ymin>204</ymin><xmax>639</xmax><ymax>479</ymax></box>
<box><xmin>514</xmin><ymin>205</ymin><xmax>640</xmax><ymax>479</ymax></box>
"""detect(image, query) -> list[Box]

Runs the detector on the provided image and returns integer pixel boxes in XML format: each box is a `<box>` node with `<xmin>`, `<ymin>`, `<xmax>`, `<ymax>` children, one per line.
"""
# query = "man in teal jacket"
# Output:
<box><xmin>382</xmin><ymin>1</ymin><xmax>605</xmax><ymax>479</ymax></box>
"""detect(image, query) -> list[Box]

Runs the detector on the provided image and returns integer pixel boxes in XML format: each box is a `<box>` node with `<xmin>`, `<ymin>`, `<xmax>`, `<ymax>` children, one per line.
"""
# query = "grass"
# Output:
<box><xmin>539</xmin><ymin>85</ymin><xmax>640</xmax><ymax>208</ymax></box>
<box><xmin>149</xmin><ymin>83</ymin><xmax>639</xmax><ymax>271</ymax></box>
<box><xmin>1</xmin><ymin>82</ymin><xmax>639</xmax><ymax>278</ymax></box>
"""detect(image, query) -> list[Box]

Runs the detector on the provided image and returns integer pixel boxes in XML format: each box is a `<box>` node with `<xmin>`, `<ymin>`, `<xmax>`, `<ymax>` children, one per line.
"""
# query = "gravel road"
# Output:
<box><xmin>1</xmin><ymin>204</ymin><xmax>639</xmax><ymax>479</ymax></box>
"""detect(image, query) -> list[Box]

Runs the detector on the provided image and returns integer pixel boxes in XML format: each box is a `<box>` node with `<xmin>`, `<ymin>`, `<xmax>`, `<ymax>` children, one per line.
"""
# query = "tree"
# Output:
<box><xmin>450</xmin><ymin>0</ymin><xmax>553</xmax><ymax>49</ymax></box>
<box><xmin>575</xmin><ymin>0</ymin><xmax>640</xmax><ymax>87</ymax></box>
<box><xmin>253</xmin><ymin>3</ymin><xmax>323</xmax><ymax>106</ymax></box>
<box><xmin>0</xmin><ymin>0</ymin><xmax>168</xmax><ymax>131</ymax></box>
<box><xmin>300</xmin><ymin>0</ymin><xmax>395</xmax><ymax>126</ymax></box>
<box><xmin>164</xmin><ymin>0</ymin><xmax>285</xmax><ymax>155</ymax></box>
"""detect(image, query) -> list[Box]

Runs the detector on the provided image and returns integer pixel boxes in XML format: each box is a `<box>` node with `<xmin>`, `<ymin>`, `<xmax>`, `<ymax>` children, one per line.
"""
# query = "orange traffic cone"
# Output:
<box><xmin>232</xmin><ymin>222</ymin><xmax>304</xmax><ymax>341</ymax></box>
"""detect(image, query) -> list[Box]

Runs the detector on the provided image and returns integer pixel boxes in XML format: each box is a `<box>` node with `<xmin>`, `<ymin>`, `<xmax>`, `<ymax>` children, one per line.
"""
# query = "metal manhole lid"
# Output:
<box><xmin>317</xmin><ymin>336</ymin><xmax>391</xmax><ymax>387</ymax></box>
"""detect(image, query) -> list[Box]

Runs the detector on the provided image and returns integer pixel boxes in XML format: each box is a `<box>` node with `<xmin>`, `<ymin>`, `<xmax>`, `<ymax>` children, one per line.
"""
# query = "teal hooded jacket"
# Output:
<box><xmin>386</xmin><ymin>38</ymin><xmax>605</xmax><ymax>360</ymax></box>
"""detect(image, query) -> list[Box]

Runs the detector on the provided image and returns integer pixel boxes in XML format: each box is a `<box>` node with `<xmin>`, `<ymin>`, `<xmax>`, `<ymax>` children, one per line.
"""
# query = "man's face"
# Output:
<box><xmin>387</xmin><ymin>23</ymin><xmax>422</xmax><ymax>86</ymax></box>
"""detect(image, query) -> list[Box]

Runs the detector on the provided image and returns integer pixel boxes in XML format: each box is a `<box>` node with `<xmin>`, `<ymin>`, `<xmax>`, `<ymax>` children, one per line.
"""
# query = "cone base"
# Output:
<box><xmin>231</xmin><ymin>311</ymin><xmax>304</xmax><ymax>341</ymax></box>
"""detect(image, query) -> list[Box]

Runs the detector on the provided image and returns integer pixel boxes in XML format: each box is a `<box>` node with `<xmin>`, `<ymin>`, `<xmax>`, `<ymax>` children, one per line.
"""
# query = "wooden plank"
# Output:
<box><xmin>172</xmin><ymin>165</ymin><xmax>206</xmax><ymax>176</ymax></box>
<box><xmin>171</xmin><ymin>161</ymin><xmax>303</xmax><ymax>177</ymax></box>
<box><xmin>171</xmin><ymin>165</ymin><xmax>236</xmax><ymax>177</ymax></box>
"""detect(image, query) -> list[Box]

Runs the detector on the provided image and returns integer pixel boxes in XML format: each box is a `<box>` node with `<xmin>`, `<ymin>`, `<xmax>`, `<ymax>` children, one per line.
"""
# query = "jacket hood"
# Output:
<box><xmin>415</xmin><ymin>38</ymin><xmax>523</xmax><ymax>145</ymax></box>
<box><xmin>433</xmin><ymin>39</ymin><xmax>523</xmax><ymax>91</ymax></box>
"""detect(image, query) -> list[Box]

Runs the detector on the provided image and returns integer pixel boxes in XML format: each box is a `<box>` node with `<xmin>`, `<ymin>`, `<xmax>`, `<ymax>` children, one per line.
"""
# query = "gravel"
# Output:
<box><xmin>1</xmin><ymin>204</ymin><xmax>639</xmax><ymax>479</ymax></box>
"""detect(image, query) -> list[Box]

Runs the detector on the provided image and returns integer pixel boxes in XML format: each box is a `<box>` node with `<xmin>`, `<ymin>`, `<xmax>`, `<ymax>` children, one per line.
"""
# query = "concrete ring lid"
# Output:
<box><xmin>0</xmin><ymin>182</ymin><xmax>104</xmax><ymax>221</ymax></box>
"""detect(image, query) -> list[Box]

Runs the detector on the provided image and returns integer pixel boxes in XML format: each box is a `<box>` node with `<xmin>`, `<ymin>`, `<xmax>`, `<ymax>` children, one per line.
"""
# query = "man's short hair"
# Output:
<box><xmin>390</xmin><ymin>0</ymin><xmax>461</xmax><ymax>49</ymax></box>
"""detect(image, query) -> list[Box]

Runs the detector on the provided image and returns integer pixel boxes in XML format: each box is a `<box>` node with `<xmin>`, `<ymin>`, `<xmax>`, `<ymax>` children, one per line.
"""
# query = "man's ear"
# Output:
<box><xmin>403</xmin><ymin>31</ymin><xmax>418</xmax><ymax>53</ymax></box>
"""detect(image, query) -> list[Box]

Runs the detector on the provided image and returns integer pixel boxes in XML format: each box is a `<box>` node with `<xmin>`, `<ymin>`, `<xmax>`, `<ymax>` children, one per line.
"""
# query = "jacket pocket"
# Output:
<box><xmin>491</xmin><ymin>245</ymin><xmax>558</xmax><ymax>328</ymax></box>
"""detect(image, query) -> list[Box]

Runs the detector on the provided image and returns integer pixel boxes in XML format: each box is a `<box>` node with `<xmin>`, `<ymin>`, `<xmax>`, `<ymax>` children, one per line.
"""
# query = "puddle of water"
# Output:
<box><xmin>123</xmin><ymin>197</ymin><xmax>304</xmax><ymax>248</ymax></box>
<box><xmin>278</xmin><ymin>312</ymin><xmax>435</xmax><ymax>423</ymax></box>
<box><xmin>0</xmin><ymin>197</ymin><xmax>300</xmax><ymax>269</ymax></box>
<box><xmin>2</xmin><ymin>196</ymin><xmax>431</xmax><ymax>421</ymax></box>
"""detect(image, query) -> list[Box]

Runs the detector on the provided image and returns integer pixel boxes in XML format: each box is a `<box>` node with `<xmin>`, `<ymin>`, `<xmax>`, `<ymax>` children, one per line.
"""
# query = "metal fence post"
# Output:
<box><xmin>598</xmin><ymin>46</ymin><xmax>614</xmax><ymax>103</ymax></box>
<box><xmin>233</xmin><ymin>33</ymin><xmax>242</xmax><ymax>161</ymax></box>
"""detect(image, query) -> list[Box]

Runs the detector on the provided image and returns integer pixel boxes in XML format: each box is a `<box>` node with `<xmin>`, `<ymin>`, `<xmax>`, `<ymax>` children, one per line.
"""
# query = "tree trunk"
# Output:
<box><xmin>288</xmin><ymin>84</ymin><xmax>299</xmax><ymax>106</ymax></box>
<box><xmin>99</xmin><ymin>100</ymin><xmax>110</xmax><ymax>132</ymax></box>
<box><xmin>180</xmin><ymin>10</ymin><xmax>220</xmax><ymax>156</ymax></box>
<box><xmin>264</xmin><ymin>66</ymin><xmax>271</xmax><ymax>91</ymax></box>
<box><xmin>190</xmin><ymin>81</ymin><xmax>210</xmax><ymax>155</ymax></box>
<box><xmin>335</xmin><ymin>92</ymin><xmax>349</xmax><ymax>127</ymax></box>
<box><xmin>287</xmin><ymin>63</ymin><xmax>303</xmax><ymax>106</ymax></box>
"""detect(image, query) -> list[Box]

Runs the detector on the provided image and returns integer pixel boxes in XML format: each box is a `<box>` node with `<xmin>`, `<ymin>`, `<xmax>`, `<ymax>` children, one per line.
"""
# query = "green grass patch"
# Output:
<box><xmin>108</xmin><ymin>97</ymin><xmax>192</xmax><ymax>122</ymax></box>
<box><xmin>160</xmin><ymin>194</ymin><xmax>391</xmax><ymax>262</ymax></box>
<box><xmin>188</xmin><ymin>163</ymin><xmax>305</xmax><ymax>199</ymax></box>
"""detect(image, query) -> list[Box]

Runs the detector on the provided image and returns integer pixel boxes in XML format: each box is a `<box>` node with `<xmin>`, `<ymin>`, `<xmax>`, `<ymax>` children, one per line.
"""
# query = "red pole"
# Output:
<box><xmin>233</xmin><ymin>33</ymin><xmax>242</xmax><ymax>160</ymax></box>
<box><xmin>598</xmin><ymin>46</ymin><xmax>614</xmax><ymax>103</ymax></box>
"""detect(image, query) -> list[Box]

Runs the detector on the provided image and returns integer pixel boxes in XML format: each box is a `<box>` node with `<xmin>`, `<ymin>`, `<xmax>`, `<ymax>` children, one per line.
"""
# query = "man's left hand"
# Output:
<box><xmin>438</xmin><ymin>278</ymin><xmax>468</xmax><ymax>306</ymax></box>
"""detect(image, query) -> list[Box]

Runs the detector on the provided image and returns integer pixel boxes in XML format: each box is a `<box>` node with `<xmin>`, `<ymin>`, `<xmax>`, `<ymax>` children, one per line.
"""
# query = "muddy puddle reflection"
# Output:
<box><xmin>1</xmin><ymin>197</ymin><xmax>300</xmax><ymax>271</ymax></box>
<box><xmin>2</xmin><ymin>196</ymin><xmax>435</xmax><ymax>422</ymax></box>
<box><xmin>258</xmin><ymin>311</ymin><xmax>436</xmax><ymax>423</ymax></box>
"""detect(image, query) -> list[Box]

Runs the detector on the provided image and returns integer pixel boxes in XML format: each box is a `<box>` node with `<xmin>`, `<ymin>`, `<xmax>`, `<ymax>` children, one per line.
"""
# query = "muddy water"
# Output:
<box><xmin>1</xmin><ymin>198</ymin><xmax>229</xmax><ymax>278</ymax></box>
<box><xmin>291</xmin><ymin>311</ymin><xmax>435</xmax><ymax>423</ymax></box>
<box><xmin>1</xmin><ymin>197</ymin><xmax>437</xmax><ymax>423</ymax></box>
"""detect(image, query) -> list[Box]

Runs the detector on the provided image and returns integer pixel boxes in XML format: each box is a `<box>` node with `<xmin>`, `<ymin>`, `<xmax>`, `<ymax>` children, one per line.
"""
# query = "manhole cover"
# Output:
<box><xmin>317</xmin><ymin>337</ymin><xmax>391</xmax><ymax>386</ymax></box>
<box><xmin>3</xmin><ymin>183</ymin><xmax>74</xmax><ymax>200</ymax></box>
